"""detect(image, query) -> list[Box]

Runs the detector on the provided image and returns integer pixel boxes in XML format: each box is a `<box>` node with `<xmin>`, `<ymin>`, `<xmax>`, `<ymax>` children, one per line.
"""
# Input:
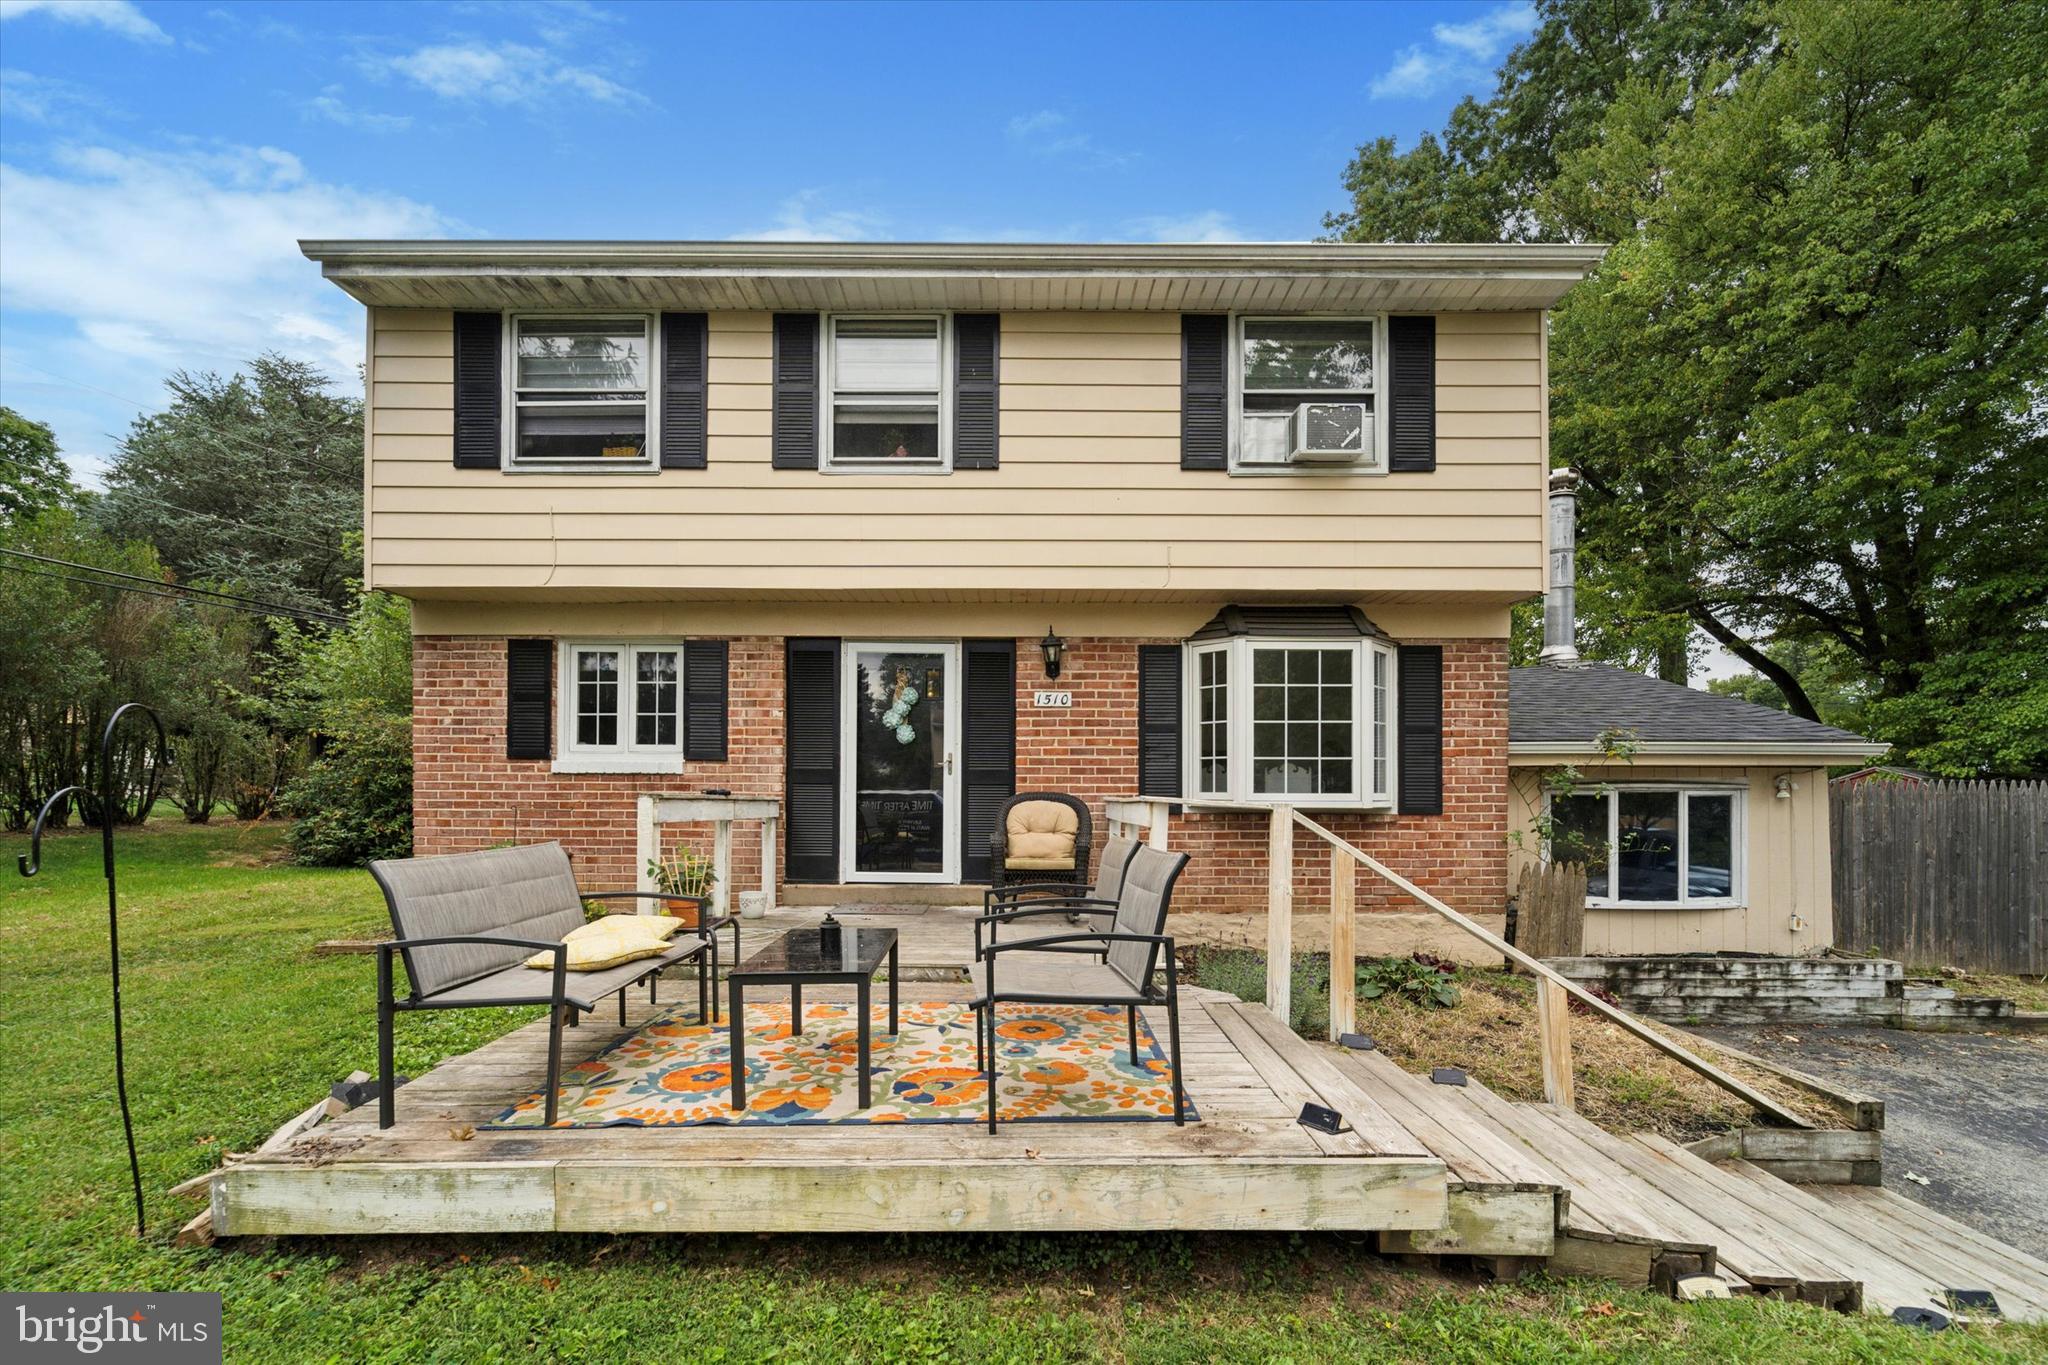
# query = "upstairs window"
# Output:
<box><xmin>1546</xmin><ymin>787</ymin><xmax>1744</xmax><ymax>908</ymax></box>
<box><xmin>556</xmin><ymin>641</ymin><xmax>682</xmax><ymax>773</ymax></box>
<box><xmin>825</xmin><ymin>316</ymin><xmax>947</xmax><ymax>469</ymax></box>
<box><xmin>511</xmin><ymin>316</ymin><xmax>654</xmax><ymax>467</ymax></box>
<box><xmin>1235</xmin><ymin>317</ymin><xmax>1385</xmax><ymax>472</ymax></box>
<box><xmin>1187</xmin><ymin>636</ymin><xmax>1395</xmax><ymax>807</ymax></box>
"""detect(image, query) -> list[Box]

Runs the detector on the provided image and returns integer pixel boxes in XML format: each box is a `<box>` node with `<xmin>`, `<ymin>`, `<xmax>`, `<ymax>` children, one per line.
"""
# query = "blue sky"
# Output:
<box><xmin>0</xmin><ymin>0</ymin><xmax>1533</xmax><ymax>483</ymax></box>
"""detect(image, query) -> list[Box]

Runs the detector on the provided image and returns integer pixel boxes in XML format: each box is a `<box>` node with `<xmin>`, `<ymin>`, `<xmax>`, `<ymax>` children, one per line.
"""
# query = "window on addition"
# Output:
<box><xmin>1546</xmin><ymin>787</ymin><xmax>1744</xmax><ymax>908</ymax></box>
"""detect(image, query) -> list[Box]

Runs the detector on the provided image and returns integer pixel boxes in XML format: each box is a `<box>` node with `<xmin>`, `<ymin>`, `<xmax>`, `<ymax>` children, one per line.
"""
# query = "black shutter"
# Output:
<box><xmin>1180</xmin><ymin>314</ymin><xmax>1228</xmax><ymax>471</ymax></box>
<box><xmin>960</xmin><ymin>639</ymin><xmax>1017</xmax><ymax>882</ymax></box>
<box><xmin>1137</xmin><ymin>645</ymin><xmax>1183</xmax><ymax>797</ymax></box>
<box><xmin>505</xmin><ymin>639</ymin><xmax>551</xmax><ymax>759</ymax></box>
<box><xmin>784</xmin><ymin>638</ymin><xmax>839</xmax><ymax>881</ymax></box>
<box><xmin>453</xmin><ymin>311</ymin><xmax>501</xmax><ymax>469</ymax></box>
<box><xmin>1388</xmin><ymin>315</ymin><xmax>1437</xmax><ymax>472</ymax></box>
<box><xmin>771</xmin><ymin>313</ymin><xmax>820</xmax><ymax>470</ymax></box>
<box><xmin>953</xmin><ymin>313</ymin><xmax>1000</xmax><ymax>470</ymax></box>
<box><xmin>659</xmin><ymin>311</ymin><xmax>708</xmax><ymax>469</ymax></box>
<box><xmin>683</xmin><ymin>639</ymin><xmax>729</xmax><ymax>761</ymax></box>
<box><xmin>1397</xmin><ymin>645</ymin><xmax>1443</xmax><ymax>815</ymax></box>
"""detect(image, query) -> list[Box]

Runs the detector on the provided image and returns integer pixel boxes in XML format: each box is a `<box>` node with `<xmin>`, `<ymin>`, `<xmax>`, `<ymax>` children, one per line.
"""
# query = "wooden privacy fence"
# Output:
<box><xmin>1513</xmin><ymin>863</ymin><xmax>1587</xmax><ymax>963</ymax></box>
<box><xmin>1832</xmin><ymin>779</ymin><xmax>2048</xmax><ymax>975</ymax></box>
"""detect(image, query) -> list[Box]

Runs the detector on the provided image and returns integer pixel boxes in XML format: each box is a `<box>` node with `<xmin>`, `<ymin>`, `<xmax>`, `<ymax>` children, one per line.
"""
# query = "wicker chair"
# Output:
<box><xmin>987</xmin><ymin>791</ymin><xmax>1093</xmax><ymax>892</ymax></box>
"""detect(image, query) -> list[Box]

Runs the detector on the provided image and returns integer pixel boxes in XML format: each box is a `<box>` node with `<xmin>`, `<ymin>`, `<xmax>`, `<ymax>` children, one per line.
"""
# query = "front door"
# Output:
<box><xmin>841</xmin><ymin>642</ymin><xmax>958</xmax><ymax>883</ymax></box>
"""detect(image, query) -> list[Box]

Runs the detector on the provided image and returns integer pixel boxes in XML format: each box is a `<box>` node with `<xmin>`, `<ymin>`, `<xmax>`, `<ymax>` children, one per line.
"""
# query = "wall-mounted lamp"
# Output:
<box><xmin>1774</xmin><ymin>774</ymin><xmax>1797</xmax><ymax>800</ymax></box>
<box><xmin>1039</xmin><ymin>627</ymin><xmax>1066</xmax><ymax>679</ymax></box>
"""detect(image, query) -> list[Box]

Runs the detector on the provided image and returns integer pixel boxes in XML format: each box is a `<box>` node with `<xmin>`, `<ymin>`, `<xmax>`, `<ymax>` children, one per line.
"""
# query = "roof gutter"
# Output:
<box><xmin>1509</xmin><ymin>740</ymin><xmax>1892</xmax><ymax>763</ymax></box>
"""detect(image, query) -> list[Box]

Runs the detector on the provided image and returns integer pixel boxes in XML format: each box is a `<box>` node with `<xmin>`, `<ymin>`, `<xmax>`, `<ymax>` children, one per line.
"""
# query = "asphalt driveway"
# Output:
<box><xmin>1699</xmin><ymin>1025</ymin><xmax>2048</xmax><ymax>1259</ymax></box>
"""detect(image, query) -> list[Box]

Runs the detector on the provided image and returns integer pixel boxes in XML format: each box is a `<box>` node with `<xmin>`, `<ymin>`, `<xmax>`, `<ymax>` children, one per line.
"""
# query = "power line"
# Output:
<box><xmin>0</xmin><ymin>562</ymin><xmax>346</xmax><ymax>628</ymax></box>
<box><xmin>0</xmin><ymin>549</ymin><xmax>347</xmax><ymax>625</ymax></box>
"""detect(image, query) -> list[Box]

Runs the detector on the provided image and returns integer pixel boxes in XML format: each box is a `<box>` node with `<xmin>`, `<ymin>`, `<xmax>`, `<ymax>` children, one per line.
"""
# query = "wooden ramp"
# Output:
<box><xmin>1330</xmin><ymin>1046</ymin><xmax>2048</xmax><ymax>1323</ymax></box>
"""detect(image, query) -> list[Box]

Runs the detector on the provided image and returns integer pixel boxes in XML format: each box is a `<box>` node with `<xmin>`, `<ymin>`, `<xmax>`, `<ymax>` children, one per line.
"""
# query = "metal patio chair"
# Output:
<box><xmin>970</xmin><ymin>844</ymin><xmax>1191</xmax><ymax>1133</ymax></box>
<box><xmin>987</xmin><ymin>791</ymin><xmax>1093</xmax><ymax>892</ymax></box>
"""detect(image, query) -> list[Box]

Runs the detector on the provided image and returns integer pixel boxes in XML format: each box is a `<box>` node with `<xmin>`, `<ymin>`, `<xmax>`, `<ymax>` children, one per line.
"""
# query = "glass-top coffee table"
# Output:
<box><xmin>728</xmin><ymin>926</ymin><xmax>899</xmax><ymax>1111</ymax></box>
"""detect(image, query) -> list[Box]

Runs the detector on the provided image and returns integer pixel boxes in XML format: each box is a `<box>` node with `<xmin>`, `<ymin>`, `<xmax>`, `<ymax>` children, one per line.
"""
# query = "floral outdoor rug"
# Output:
<box><xmin>486</xmin><ymin>999</ymin><xmax>1195</xmax><ymax>1128</ymax></box>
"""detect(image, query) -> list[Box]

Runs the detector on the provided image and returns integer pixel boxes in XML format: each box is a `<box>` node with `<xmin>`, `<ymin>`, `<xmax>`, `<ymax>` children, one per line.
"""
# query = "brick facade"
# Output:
<box><xmin>412</xmin><ymin>632</ymin><xmax>1507</xmax><ymax>918</ymax></box>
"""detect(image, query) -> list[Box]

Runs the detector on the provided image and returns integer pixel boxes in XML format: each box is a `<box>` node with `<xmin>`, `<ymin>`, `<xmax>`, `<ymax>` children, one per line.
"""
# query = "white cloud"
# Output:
<box><xmin>0</xmin><ymin>141</ymin><xmax>451</xmax><ymax>379</ymax></box>
<box><xmin>0</xmin><ymin>0</ymin><xmax>170</xmax><ymax>44</ymax></box>
<box><xmin>1433</xmin><ymin>4</ymin><xmax>1538</xmax><ymax>61</ymax></box>
<box><xmin>303</xmin><ymin>87</ymin><xmax>411</xmax><ymax>133</ymax></box>
<box><xmin>1124</xmin><ymin>210</ymin><xmax>1249</xmax><ymax>245</ymax></box>
<box><xmin>1005</xmin><ymin>109</ymin><xmax>1136</xmax><ymax>169</ymax></box>
<box><xmin>739</xmin><ymin>191</ymin><xmax>887</xmax><ymax>243</ymax></box>
<box><xmin>1369</xmin><ymin>3</ymin><xmax>1535</xmax><ymax>99</ymax></box>
<box><xmin>375</xmin><ymin>40</ymin><xmax>643</xmax><ymax>107</ymax></box>
<box><xmin>0</xmin><ymin>67</ymin><xmax>120</xmax><ymax>124</ymax></box>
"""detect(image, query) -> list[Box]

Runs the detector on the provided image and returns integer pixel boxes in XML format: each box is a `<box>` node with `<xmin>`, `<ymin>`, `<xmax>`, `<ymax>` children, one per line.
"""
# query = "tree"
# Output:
<box><xmin>0</xmin><ymin>406</ymin><xmax>78</xmax><ymax>520</ymax></box>
<box><xmin>1705</xmin><ymin>637</ymin><xmax>1872</xmax><ymax>739</ymax></box>
<box><xmin>92</xmin><ymin>355</ymin><xmax>363</xmax><ymax>613</ymax></box>
<box><xmin>1330</xmin><ymin>0</ymin><xmax>2048</xmax><ymax>774</ymax></box>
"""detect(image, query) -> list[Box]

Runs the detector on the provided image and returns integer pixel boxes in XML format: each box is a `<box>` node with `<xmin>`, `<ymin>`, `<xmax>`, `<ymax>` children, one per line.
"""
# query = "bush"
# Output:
<box><xmin>281</xmin><ymin>710</ymin><xmax>412</xmax><ymax>865</ymax></box>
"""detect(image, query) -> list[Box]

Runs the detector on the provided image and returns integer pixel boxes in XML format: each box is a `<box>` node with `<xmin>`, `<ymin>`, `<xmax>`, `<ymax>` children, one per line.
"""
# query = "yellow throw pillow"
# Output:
<box><xmin>526</xmin><ymin>914</ymin><xmax>678</xmax><ymax>972</ymax></box>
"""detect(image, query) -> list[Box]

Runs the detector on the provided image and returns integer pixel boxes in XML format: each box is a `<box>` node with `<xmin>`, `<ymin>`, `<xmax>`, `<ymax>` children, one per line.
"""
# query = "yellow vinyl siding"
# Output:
<box><xmin>1507</xmin><ymin>763</ymin><xmax>1835</xmax><ymax>956</ymax></box>
<box><xmin>366</xmin><ymin>307</ymin><xmax>1548</xmax><ymax>600</ymax></box>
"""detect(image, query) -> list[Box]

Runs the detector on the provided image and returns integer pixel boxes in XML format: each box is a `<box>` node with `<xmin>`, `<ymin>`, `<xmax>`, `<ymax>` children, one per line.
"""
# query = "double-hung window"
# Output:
<box><xmin>1187</xmin><ymin>637</ymin><xmax>1396</xmax><ymax>807</ymax></box>
<box><xmin>1546</xmin><ymin>787</ymin><xmax>1744</xmax><ymax>908</ymax></box>
<box><xmin>1235</xmin><ymin>317</ymin><xmax>1386</xmax><ymax>472</ymax></box>
<box><xmin>824</xmin><ymin>315</ymin><xmax>948</xmax><ymax>469</ymax></box>
<box><xmin>510</xmin><ymin>315</ymin><xmax>655</xmax><ymax>468</ymax></box>
<box><xmin>556</xmin><ymin>642</ymin><xmax>682</xmax><ymax>773</ymax></box>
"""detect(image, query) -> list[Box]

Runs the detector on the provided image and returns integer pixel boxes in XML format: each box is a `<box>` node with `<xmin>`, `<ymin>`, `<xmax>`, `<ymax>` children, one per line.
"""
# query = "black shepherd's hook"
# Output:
<box><xmin>18</xmin><ymin>702</ymin><xmax>167</xmax><ymax>1239</ymax></box>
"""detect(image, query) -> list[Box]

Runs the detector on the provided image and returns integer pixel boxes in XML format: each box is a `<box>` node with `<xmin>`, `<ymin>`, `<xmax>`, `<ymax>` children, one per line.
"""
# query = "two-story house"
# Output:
<box><xmin>303</xmin><ymin>239</ymin><xmax>1606</xmax><ymax>934</ymax></box>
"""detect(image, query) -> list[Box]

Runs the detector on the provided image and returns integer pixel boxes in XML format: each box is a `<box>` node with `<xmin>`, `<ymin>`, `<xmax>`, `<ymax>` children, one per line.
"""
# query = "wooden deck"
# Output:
<box><xmin>212</xmin><ymin>904</ymin><xmax>2048</xmax><ymax>1325</ymax></box>
<box><xmin>216</xmin><ymin>906</ymin><xmax>1449</xmax><ymax>1236</ymax></box>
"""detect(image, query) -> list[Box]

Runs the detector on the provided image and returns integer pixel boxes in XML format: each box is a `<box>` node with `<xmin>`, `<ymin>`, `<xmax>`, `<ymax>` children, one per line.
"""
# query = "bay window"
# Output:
<box><xmin>556</xmin><ymin>642</ymin><xmax>683</xmax><ymax>773</ymax></box>
<box><xmin>509</xmin><ymin>315</ymin><xmax>655</xmax><ymax>467</ymax></box>
<box><xmin>1187</xmin><ymin>637</ymin><xmax>1396</xmax><ymax>807</ymax></box>
<box><xmin>825</xmin><ymin>315</ymin><xmax>947</xmax><ymax>468</ymax></box>
<box><xmin>1546</xmin><ymin>787</ymin><xmax>1744</xmax><ymax>908</ymax></box>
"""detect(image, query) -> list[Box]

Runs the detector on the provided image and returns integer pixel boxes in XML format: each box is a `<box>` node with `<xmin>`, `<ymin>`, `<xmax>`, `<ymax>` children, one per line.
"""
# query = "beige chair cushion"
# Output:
<box><xmin>1005</xmin><ymin>800</ymin><xmax>1078</xmax><ymax>867</ymax></box>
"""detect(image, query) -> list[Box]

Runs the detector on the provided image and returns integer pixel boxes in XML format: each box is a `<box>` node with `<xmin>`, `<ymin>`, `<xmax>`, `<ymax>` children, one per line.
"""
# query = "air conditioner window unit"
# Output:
<box><xmin>1290</xmin><ymin>402</ymin><xmax>1371</xmax><ymax>462</ymax></box>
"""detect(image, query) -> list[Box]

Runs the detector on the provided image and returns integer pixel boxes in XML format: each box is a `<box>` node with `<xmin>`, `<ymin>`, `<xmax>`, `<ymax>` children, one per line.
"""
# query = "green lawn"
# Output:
<box><xmin>3</xmin><ymin>822</ymin><xmax>2042</xmax><ymax>1362</ymax></box>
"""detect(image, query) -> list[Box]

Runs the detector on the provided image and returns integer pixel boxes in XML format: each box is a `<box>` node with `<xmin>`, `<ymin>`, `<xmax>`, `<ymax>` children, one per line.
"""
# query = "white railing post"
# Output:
<box><xmin>1328</xmin><ymin>841</ymin><xmax>1355</xmax><ymax>1041</ymax></box>
<box><xmin>1267</xmin><ymin>805</ymin><xmax>1294</xmax><ymax>1022</ymax></box>
<box><xmin>635</xmin><ymin>795</ymin><xmax>658</xmax><ymax>899</ymax></box>
<box><xmin>1147</xmin><ymin>799</ymin><xmax>1170</xmax><ymax>850</ymax></box>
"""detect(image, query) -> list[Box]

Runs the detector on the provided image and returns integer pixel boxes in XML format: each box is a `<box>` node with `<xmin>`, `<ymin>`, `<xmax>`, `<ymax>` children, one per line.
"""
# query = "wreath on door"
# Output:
<box><xmin>880</xmin><ymin>671</ymin><xmax>921</xmax><ymax>745</ymax></box>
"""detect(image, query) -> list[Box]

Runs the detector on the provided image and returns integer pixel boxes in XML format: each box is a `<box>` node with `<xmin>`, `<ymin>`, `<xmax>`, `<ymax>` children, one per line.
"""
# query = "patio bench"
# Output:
<box><xmin>367</xmin><ymin>841</ymin><xmax>724</xmax><ymax>1128</ymax></box>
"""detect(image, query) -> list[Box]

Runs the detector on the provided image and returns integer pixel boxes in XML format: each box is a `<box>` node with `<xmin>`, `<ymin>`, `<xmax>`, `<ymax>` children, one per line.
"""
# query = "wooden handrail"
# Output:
<box><xmin>1285</xmin><ymin>807</ymin><xmax>1811</xmax><ymax>1130</ymax></box>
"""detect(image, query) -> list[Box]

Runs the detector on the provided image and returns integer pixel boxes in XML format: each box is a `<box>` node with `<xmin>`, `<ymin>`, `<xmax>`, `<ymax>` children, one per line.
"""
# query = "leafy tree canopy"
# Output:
<box><xmin>93</xmin><ymin>354</ymin><xmax>362</xmax><ymax>613</ymax></box>
<box><xmin>1332</xmin><ymin>0</ymin><xmax>2048</xmax><ymax>775</ymax></box>
<box><xmin>0</xmin><ymin>406</ymin><xmax>80</xmax><ymax>521</ymax></box>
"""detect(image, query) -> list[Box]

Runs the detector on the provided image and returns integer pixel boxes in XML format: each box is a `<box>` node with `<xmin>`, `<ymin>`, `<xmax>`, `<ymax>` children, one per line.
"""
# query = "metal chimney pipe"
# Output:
<box><xmin>1540</xmin><ymin>468</ymin><xmax>1582</xmax><ymax>666</ymax></box>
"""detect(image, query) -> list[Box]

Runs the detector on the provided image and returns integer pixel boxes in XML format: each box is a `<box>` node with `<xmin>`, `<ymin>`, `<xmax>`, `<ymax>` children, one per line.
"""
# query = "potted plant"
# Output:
<box><xmin>646</xmin><ymin>848</ymin><xmax>716</xmax><ymax>927</ymax></box>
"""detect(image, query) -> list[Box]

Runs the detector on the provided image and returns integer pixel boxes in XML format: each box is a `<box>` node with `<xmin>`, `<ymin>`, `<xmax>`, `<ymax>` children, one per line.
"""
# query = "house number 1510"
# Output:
<box><xmin>1032</xmin><ymin>690</ymin><xmax>1073</xmax><ymax>708</ymax></box>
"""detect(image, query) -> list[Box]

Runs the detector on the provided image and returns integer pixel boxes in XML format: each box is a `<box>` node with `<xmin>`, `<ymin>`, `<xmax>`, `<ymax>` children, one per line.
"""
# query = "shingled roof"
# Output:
<box><xmin>1509</xmin><ymin>662</ymin><xmax>1884</xmax><ymax>753</ymax></box>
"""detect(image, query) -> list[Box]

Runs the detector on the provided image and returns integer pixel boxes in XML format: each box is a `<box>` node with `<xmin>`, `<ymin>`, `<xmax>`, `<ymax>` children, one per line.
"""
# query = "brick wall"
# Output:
<box><xmin>412</xmin><ymin>636</ymin><xmax>783</xmax><ymax>891</ymax></box>
<box><xmin>412</xmin><ymin>631</ymin><xmax>1507</xmax><ymax>918</ymax></box>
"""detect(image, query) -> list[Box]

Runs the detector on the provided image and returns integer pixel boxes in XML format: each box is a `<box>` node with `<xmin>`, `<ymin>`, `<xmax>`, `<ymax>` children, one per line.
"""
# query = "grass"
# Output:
<box><xmin>4</xmin><ymin>823</ymin><xmax>2043</xmax><ymax>1362</ymax></box>
<box><xmin>1188</xmin><ymin>948</ymin><xmax>1835</xmax><ymax>1141</ymax></box>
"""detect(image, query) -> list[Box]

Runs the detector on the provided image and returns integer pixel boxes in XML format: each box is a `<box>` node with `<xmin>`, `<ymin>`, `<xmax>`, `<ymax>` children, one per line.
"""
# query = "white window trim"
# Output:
<box><xmin>821</xmin><ymin>312</ymin><xmax>954</xmax><ymax>475</ymax></box>
<box><xmin>502</xmin><ymin>311</ymin><xmax>661</xmax><ymax>474</ymax></box>
<box><xmin>552</xmin><ymin>641</ymin><xmax>685</xmax><ymax>775</ymax></box>
<box><xmin>1182</xmin><ymin>636</ymin><xmax>1397</xmax><ymax>810</ymax></box>
<box><xmin>1543</xmin><ymin>784</ymin><xmax>1747</xmax><ymax>910</ymax></box>
<box><xmin>1228</xmin><ymin>313</ymin><xmax>1390</xmax><ymax>477</ymax></box>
